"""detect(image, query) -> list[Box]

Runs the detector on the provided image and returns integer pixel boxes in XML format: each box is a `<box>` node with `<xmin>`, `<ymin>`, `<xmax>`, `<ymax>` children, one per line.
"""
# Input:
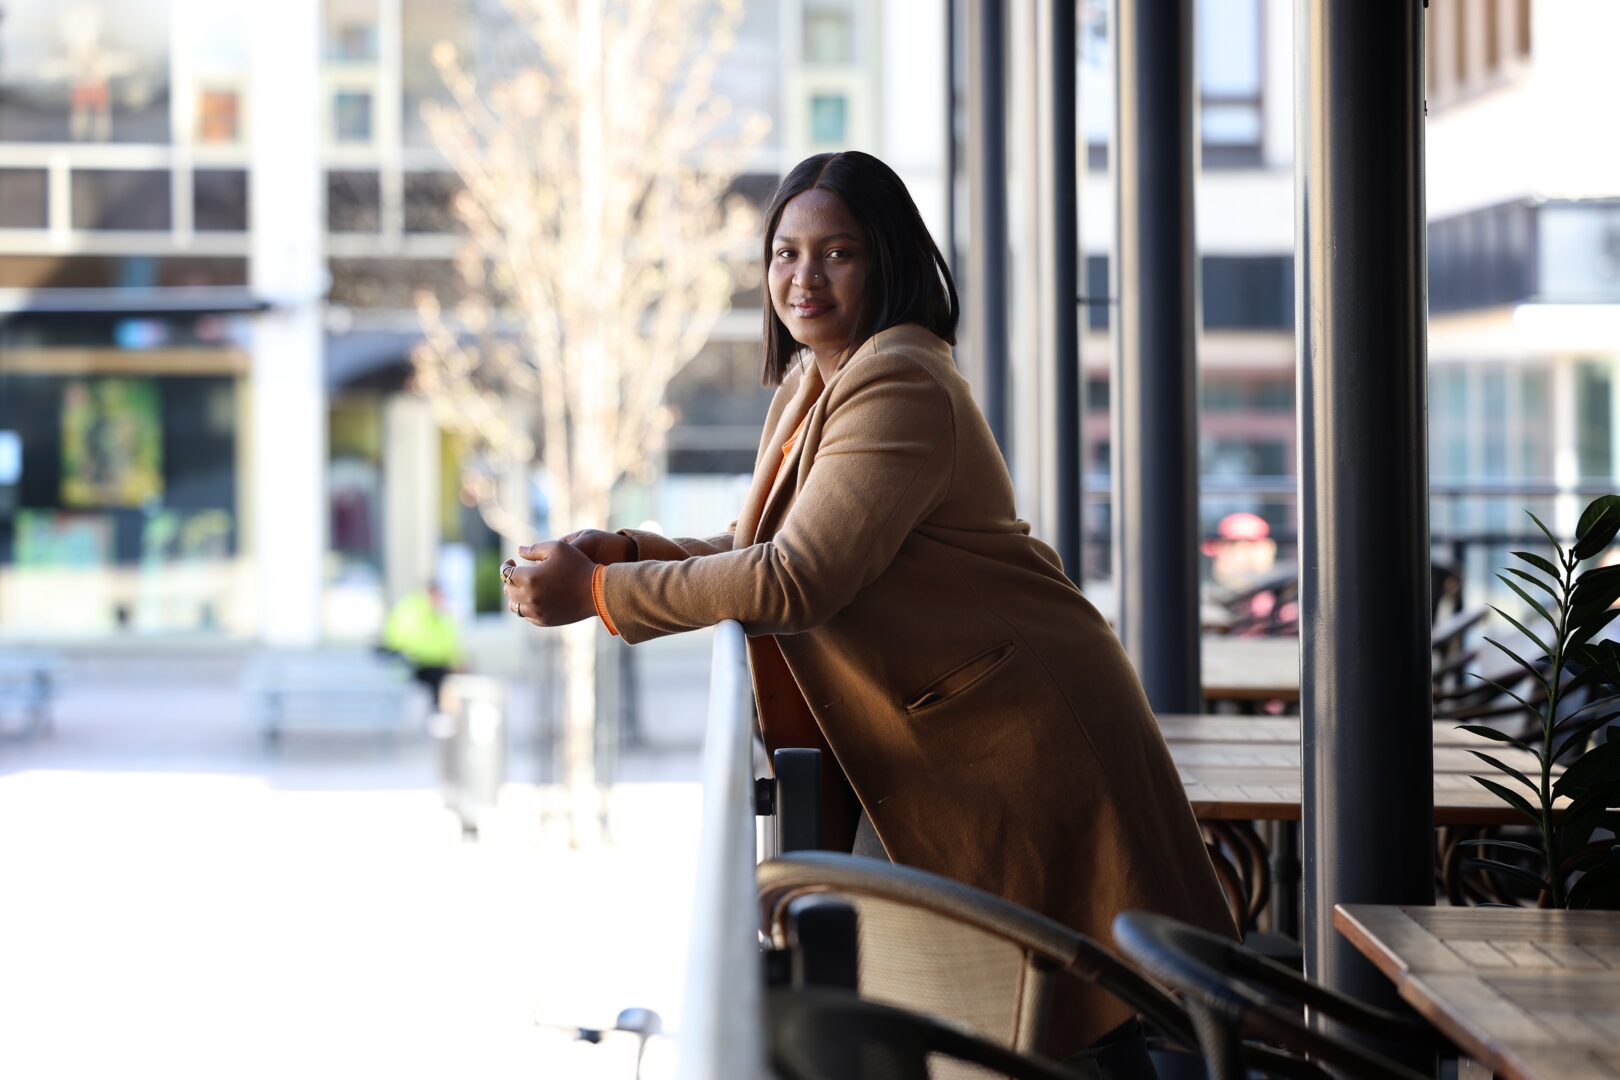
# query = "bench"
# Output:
<box><xmin>245</xmin><ymin>649</ymin><xmax>430</xmax><ymax>747</ymax></box>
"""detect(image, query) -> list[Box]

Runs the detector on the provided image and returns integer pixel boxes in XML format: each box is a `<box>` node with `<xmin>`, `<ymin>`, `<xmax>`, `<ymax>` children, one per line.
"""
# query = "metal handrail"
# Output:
<box><xmin>676</xmin><ymin>620</ymin><xmax>767</xmax><ymax>1080</ymax></box>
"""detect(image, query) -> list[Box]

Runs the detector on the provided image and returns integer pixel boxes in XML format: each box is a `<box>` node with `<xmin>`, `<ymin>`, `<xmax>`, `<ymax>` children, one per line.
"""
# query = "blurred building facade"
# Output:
<box><xmin>2</xmin><ymin>0</ymin><xmax>1614</xmax><ymax>644</ymax></box>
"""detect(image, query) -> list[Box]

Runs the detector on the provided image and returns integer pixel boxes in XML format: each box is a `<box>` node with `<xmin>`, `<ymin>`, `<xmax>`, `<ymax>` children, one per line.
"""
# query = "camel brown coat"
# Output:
<box><xmin>600</xmin><ymin>323</ymin><xmax>1234</xmax><ymax>1051</ymax></box>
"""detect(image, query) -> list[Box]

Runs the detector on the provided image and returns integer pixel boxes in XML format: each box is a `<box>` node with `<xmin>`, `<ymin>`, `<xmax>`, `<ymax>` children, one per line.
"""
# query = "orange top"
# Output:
<box><xmin>593</xmin><ymin>414</ymin><xmax>809</xmax><ymax>636</ymax></box>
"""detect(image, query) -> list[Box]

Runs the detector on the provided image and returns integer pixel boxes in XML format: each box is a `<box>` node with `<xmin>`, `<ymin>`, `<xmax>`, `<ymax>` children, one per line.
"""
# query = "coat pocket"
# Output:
<box><xmin>903</xmin><ymin>641</ymin><xmax>1018</xmax><ymax>713</ymax></box>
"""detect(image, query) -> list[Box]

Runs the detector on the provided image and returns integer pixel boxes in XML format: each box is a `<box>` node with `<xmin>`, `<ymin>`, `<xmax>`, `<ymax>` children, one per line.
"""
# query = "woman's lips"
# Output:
<box><xmin>792</xmin><ymin>300</ymin><xmax>833</xmax><ymax>318</ymax></box>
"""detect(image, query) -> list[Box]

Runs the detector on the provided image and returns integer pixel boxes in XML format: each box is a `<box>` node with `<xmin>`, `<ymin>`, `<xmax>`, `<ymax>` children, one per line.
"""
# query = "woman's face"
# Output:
<box><xmin>768</xmin><ymin>188</ymin><xmax>869</xmax><ymax>369</ymax></box>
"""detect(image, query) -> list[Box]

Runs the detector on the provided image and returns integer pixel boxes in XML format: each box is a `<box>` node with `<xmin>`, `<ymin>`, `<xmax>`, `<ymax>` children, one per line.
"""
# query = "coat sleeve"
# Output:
<box><xmin>600</xmin><ymin>352</ymin><xmax>953</xmax><ymax>643</ymax></box>
<box><xmin>618</xmin><ymin>527</ymin><xmax>736</xmax><ymax>560</ymax></box>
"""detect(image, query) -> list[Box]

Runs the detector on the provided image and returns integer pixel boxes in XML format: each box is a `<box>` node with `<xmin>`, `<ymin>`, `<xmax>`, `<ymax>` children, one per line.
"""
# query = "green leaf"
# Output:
<box><xmin>1526</xmin><ymin>510</ymin><xmax>1567</xmax><ymax>562</ymax></box>
<box><xmin>1573</xmin><ymin>495</ymin><xmax>1620</xmax><ymax>561</ymax></box>
<box><xmin>1554</xmin><ymin>739</ymin><xmax>1620</xmax><ymax>798</ymax></box>
<box><xmin>1506</xmin><ymin>566</ymin><xmax>1562</xmax><ymax>604</ymax></box>
<box><xmin>1557</xmin><ymin>799</ymin><xmax>1612</xmax><ymax>865</ymax></box>
<box><xmin>1554</xmin><ymin>713</ymin><xmax>1620</xmax><ymax>762</ymax></box>
<box><xmin>1512</xmin><ymin>549</ymin><xmax>1563</xmax><ymax>581</ymax></box>
<box><xmin>1483</xmin><ymin>636</ymin><xmax>1554</xmax><ymax>700</ymax></box>
<box><xmin>1472</xmin><ymin>774</ymin><xmax>1543</xmax><ymax>823</ymax></box>
<box><xmin>1561</xmin><ymin>648</ymin><xmax>1620</xmax><ymax>697</ymax></box>
<box><xmin>1459</xmin><ymin>675</ymin><xmax>1547</xmax><ymax>726</ymax></box>
<box><xmin>1567</xmin><ymin>607</ymin><xmax>1620</xmax><ymax>651</ymax></box>
<box><xmin>1489</xmin><ymin>607</ymin><xmax>1552</xmax><ymax>660</ymax></box>
<box><xmin>1497</xmin><ymin>574</ymin><xmax>1559</xmax><ymax>632</ymax></box>
<box><xmin>1457</xmin><ymin>837</ymin><xmax>1545</xmax><ymax>856</ymax></box>
<box><xmin>1468</xmin><ymin>749</ymin><xmax>1538</xmax><ymax>792</ymax></box>
<box><xmin>1567</xmin><ymin>848</ymin><xmax>1620</xmax><ymax>909</ymax></box>
<box><xmin>1456</xmin><ymin>723</ymin><xmax>1539</xmax><ymax>757</ymax></box>
<box><xmin>1569</xmin><ymin>594</ymin><xmax>1620</xmax><ymax>633</ymax></box>
<box><xmin>1553</xmin><ymin>689</ymin><xmax>1620</xmax><ymax>725</ymax></box>
<box><xmin>1463</xmin><ymin>857</ymin><xmax>1550</xmax><ymax>895</ymax></box>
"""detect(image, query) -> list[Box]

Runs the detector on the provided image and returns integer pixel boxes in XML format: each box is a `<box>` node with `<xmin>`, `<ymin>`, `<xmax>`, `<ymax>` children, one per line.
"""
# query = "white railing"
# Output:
<box><xmin>676</xmin><ymin>620</ymin><xmax>768</xmax><ymax>1080</ymax></box>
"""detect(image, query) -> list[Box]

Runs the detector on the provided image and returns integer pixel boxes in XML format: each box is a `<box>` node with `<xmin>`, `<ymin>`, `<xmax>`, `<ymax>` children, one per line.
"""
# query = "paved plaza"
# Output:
<box><xmin>0</xmin><ymin>632</ymin><xmax>716</xmax><ymax>1080</ymax></box>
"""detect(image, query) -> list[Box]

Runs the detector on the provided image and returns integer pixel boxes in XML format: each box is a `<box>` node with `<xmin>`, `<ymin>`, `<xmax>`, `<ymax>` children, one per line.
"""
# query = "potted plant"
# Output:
<box><xmin>1462</xmin><ymin>495</ymin><xmax>1620</xmax><ymax>908</ymax></box>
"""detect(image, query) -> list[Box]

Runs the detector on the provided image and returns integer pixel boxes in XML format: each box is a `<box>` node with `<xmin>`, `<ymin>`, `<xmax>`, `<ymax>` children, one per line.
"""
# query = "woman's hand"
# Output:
<box><xmin>558</xmin><ymin>528</ymin><xmax>636</xmax><ymax>565</ymax></box>
<box><xmin>500</xmin><ymin>541</ymin><xmax>597</xmax><ymax>626</ymax></box>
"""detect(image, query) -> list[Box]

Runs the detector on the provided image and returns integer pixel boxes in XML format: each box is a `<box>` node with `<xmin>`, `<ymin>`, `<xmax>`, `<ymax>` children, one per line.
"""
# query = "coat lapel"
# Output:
<box><xmin>736</xmin><ymin>363</ymin><xmax>823</xmax><ymax>547</ymax></box>
<box><xmin>755</xmin><ymin>400</ymin><xmax>817</xmax><ymax>540</ymax></box>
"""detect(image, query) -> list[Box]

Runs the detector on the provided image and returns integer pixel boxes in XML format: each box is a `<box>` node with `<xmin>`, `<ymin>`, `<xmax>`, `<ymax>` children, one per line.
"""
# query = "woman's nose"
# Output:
<box><xmin>793</xmin><ymin>261</ymin><xmax>823</xmax><ymax>288</ymax></box>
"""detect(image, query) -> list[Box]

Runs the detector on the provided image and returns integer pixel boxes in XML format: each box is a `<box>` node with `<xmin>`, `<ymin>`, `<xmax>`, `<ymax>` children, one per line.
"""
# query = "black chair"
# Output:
<box><xmin>1112</xmin><ymin>912</ymin><xmax>1433</xmax><ymax>1080</ymax></box>
<box><xmin>768</xmin><ymin>986</ymin><xmax>1082</xmax><ymax>1080</ymax></box>
<box><xmin>759</xmin><ymin>852</ymin><xmax>1201</xmax><ymax>1059</ymax></box>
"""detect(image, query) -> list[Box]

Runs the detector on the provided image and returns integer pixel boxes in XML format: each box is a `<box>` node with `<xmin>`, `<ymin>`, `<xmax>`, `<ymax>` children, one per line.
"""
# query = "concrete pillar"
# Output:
<box><xmin>384</xmin><ymin>397</ymin><xmax>442</xmax><ymax>605</ymax></box>
<box><xmin>249</xmin><ymin>0</ymin><xmax>326</xmax><ymax>647</ymax></box>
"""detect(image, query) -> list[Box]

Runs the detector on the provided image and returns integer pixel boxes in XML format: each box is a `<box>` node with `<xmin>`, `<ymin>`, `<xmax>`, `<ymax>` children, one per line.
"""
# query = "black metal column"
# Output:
<box><xmin>945</xmin><ymin>0</ymin><xmax>960</xmax><ymax>278</ymax></box>
<box><xmin>1039</xmin><ymin>0</ymin><xmax>1082</xmax><ymax>584</ymax></box>
<box><xmin>1296</xmin><ymin>0</ymin><xmax>1434</xmax><ymax>1018</ymax></box>
<box><xmin>967</xmin><ymin>0</ymin><xmax>1009</xmax><ymax>455</ymax></box>
<box><xmin>1112</xmin><ymin>0</ymin><xmax>1200</xmax><ymax>713</ymax></box>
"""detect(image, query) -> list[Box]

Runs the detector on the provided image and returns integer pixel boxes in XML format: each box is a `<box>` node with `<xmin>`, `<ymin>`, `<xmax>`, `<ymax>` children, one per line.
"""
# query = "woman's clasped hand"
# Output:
<box><xmin>500</xmin><ymin>528</ymin><xmax>630</xmax><ymax>626</ymax></box>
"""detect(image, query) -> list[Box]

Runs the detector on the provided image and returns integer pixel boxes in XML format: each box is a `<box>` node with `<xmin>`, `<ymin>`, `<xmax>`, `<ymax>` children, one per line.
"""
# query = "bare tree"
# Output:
<box><xmin>412</xmin><ymin>0</ymin><xmax>766</xmax><ymax>844</ymax></box>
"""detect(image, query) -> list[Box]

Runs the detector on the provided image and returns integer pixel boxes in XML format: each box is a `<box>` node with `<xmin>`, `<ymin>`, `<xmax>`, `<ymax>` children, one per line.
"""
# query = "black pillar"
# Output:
<box><xmin>967</xmin><ymin>0</ymin><xmax>1009</xmax><ymax>455</ymax></box>
<box><xmin>1296</xmin><ymin>0</ymin><xmax>1434</xmax><ymax>1015</ymax></box>
<box><xmin>945</xmin><ymin>0</ymin><xmax>959</xmax><ymax>279</ymax></box>
<box><xmin>1039</xmin><ymin>0</ymin><xmax>1082</xmax><ymax>584</ymax></box>
<box><xmin>1112</xmin><ymin>0</ymin><xmax>1200</xmax><ymax>713</ymax></box>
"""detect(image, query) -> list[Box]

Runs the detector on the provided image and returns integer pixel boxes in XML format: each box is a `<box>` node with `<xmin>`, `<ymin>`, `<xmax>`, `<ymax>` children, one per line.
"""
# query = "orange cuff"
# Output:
<box><xmin>592</xmin><ymin>563</ymin><xmax>620</xmax><ymax>637</ymax></box>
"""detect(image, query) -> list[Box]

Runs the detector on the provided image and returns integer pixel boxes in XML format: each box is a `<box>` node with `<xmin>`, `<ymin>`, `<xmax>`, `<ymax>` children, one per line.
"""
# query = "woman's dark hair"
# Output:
<box><xmin>760</xmin><ymin>151</ymin><xmax>959</xmax><ymax>386</ymax></box>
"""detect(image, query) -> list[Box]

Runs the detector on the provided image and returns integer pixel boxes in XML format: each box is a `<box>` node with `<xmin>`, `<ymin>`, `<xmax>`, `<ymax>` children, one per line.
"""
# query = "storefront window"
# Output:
<box><xmin>0</xmin><ymin>169</ymin><xmax>49</xmax><ymax>229</ymax></box>
<box><xmin>0</xmin><ymin>0</ymin><xmax>172</xmax><ymax>144</ymax></box>
<box><xmin>0</xmin><ymin>358</ymin><xmax>243</xmax><ymax>637</ymax></box>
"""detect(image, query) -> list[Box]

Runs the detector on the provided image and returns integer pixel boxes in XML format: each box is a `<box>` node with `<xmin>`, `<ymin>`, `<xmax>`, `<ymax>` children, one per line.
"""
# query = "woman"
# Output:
<box><xmin>502</xmin><ymin>151</ymin><xmax>1233</xmax><ymax>1065</ymax></box>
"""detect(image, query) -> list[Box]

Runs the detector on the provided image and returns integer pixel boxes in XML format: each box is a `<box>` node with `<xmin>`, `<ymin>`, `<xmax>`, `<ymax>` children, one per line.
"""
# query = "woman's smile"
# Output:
<box><xmin>791</xmin><ymin>298</ymin><xmax>835</xmax><ymax>318</ymax></box>
<box><xmin>768</xmin><ymin>187</ymin><xmax>869</xmax><ymax>377</ymax></box>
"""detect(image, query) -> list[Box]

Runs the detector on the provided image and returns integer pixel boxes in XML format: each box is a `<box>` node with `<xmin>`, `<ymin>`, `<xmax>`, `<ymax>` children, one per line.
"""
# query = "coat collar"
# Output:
<box><xmin>736</xmin><ymin>324</ymin><xmax>947</xmax><ymax>544</ymax></box>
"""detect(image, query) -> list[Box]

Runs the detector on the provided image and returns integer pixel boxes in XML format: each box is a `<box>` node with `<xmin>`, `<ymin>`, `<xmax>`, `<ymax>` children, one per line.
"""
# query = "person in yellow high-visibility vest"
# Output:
<box><xmin>382</xmin><ymin>582</ymin><xmax>462</xmax><ymax>707</ymax></box>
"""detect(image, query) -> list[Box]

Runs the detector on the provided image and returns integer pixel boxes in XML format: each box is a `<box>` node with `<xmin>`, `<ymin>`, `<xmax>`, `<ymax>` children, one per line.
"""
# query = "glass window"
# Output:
<box><xmin>1198</xmin><ymin>0</ymin><xmax>1263</xmax><ymax>150</ymax></box>
<box><xmin>325</xmin><ymin>0</ymin><xmax>379</xmax><ymax>62</ymax></box>
<box><xmin>193</xmin><ymin>169</ymin><xmax>248</xmax><ymax>232</ymax></box>
<box><xmin>1576</xmin><ymin>361</ymin><xmax>1613</xmax><ymax>481</ymax></box>
<box><xmin>190</xmin><ymin>0</ymin><xmax>250</xmax><ymax>144</ymax></box>
<box><xmin>809</xmin><ymin>93</ymin><xmax>848</xmax><ymax>144</ymax></box>
<box><xmin>804</xmin><ymin>5</ymin><xmax>855</xmax><ymax>64</ymax></box>
<box><xmin>1080</xmin><ymin>0</ymin><xmax>1111</xmax><ymax>148</ymax></box>
<box><xmin>71</xmin><ymin>169</ymin><xmax>171</xmax><ymax>231</ymax></box>
<box><xmin>402</xmin><ymin>0</ymin><xmax>468</xmax><ymax>148</ymax></box>
<box><xmin>1199</xmin><ymin>0</ymin><xmax>1261</xmax><ymax>96</ymax></box>
<box><xmin>0</xmin><ymin>0</ymin><xmax>172</xmax><ymax>143</ymax></box>
<box><xmin>0</xmin><ymin>169</ymin><xmax>49</xmax><ymax>228</ymax></box>
<box><xmin>195</xmin><ymin>88</ymin><xmax>242</xmax><ymax>144</ymax></box>
<box><xmin>328</xmin><ymin>170</ymin><xmax>381</xmax><ymax>233</ymax></box>
<box><xmin>1201</xmin><ymin>104</ymin><xmax>1263</xmax><ymax>145</ymax></box>
<box><xmin>403</xmin><ymin>171</ymin><xmax>461</xmax><ymax>234</ymax></box>
<box><xmin>333</xmin><ymin>90</ymin><xmax>374</xmax><ymax>143</ymax></box>
<box><xmin>0</xmin><ymin>370</ymin><xmax>242</xmax><ymax>636</ymax></box>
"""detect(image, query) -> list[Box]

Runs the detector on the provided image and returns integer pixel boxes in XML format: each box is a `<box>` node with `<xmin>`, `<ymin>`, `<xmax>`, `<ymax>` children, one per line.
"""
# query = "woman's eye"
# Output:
<box><xmin>775</xmin><ymin>249</ymin><xmax>795</xmax><ymax>260</ymax></box>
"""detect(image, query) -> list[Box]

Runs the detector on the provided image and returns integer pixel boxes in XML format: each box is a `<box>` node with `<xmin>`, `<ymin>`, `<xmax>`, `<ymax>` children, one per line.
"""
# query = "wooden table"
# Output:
<box><xmin>1336</xmin><ymin>904</ymin><xmax>1620</xmax><ymax>1080</ymax></box>
<box><xmin>1156</xmin><ymin>714</ymin><xmax>1552</xmax><ymax>825</ymax></box>
<box><xmin>1200</xmin><ymin>636</ymin><xmax>1300</xmax><ymax>703</ymax></box>
<box><xmin>1157</xmin><ymin>715</ymin><xmax>1561</xmax><ymax>935</ymax></box>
